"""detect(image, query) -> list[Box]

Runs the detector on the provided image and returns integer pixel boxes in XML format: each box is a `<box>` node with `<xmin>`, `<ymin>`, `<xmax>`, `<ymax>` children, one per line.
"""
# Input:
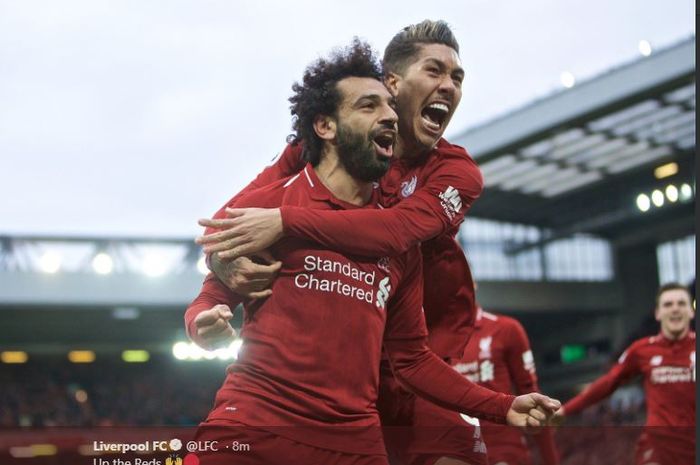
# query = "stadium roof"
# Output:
<box><xmin>452</xmin><ymin>37</ymin><xmax>695</xmax><ymax>246</ymax></box>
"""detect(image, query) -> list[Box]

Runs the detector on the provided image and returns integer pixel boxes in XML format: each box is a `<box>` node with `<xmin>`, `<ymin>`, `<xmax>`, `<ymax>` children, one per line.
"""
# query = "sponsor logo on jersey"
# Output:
<box><xmin>400</xmin><ymin>175</ymin><xmax>417</xmax><ymax>197</ymax></box>
<box><xmin>454</xmin><ymin>359</ymin><xmax>494</xmax><ymax>383</ymax></box>
<box><xmin>691</xmin><ymin>352</ymin><xmax>696</xmax><ymax>382</ymax></box>
<box><xmin>479</xmin><ymin>360</ymin><xmax>495</xmax><ymax>382</ymax></box>
<box><xmin>453</xmin><ymin>361</ymin><xmax>479</xmax><ymax>375</ymax></box>
<box><xmin>375</xmin><ymin>277</ymin><xmax>391</xmax><ymax>310</ymax></box>
<box><xmin>651</xmin><ymin>366</ymin><xmax>693</xmax><ymax>384</ymax></box>
<box><xmin>438</xmin><ymin>186</ymin><xmax>462</xmax><ymax>221</ymax></box>
<box><xmin>294</xmin><ymin>254</ymin><xmax>389</xmax><ymax>308</ymax></box>
<box><xmin>522</xmin><ymin>350</ymin><xmax>536</xmax><ymax>373</ymax></box>
<box><xmin>650</xmin><ymin>355</ymin><xmax>663</xmax><ymax>366</ymax></box>
<box><xmin>478</xmin><ymin>336</ymin><xmax>492</xmax><ymax>359</ymax></box>
<box><xmin>377</xmin><ymin>257</ymin><xmax>390</xmax><ymax>273</ymax></box>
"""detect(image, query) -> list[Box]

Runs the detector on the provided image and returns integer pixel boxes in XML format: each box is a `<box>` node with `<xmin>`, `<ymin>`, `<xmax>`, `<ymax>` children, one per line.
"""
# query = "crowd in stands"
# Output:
<box><xmin>1</xmin><ymin>358</ymin><xmax>647</xmax><ymax>429</ymax></box>
<box><xmin>0</xmin><ymin>357</ymin><xmax>222</xmax><ymax>427</ymax></box>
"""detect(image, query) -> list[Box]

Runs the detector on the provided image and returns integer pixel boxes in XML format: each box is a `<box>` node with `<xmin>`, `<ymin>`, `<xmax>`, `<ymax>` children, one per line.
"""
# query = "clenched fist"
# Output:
<box><xmin>193</xmin><ymin>304</ymin><xmax>236</xmax><ymax>349</ymax></box>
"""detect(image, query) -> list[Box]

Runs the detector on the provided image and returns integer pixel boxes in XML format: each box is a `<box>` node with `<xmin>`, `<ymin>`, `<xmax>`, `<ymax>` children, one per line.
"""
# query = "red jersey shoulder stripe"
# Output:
<box><xmin>283</xmin><ymin>173</ymin><xmax>301</xmax><ymax>188</ymax></box>
<box><xmin>303</xmin><ymin>166</ymin><xmax>315</xmax><ymax>187</ymax></box>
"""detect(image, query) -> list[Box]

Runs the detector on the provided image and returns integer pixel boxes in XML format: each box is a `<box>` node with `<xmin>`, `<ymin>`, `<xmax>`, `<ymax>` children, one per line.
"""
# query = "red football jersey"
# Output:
<box><xmin>453</xmin><ymin>308</ymin><xmax>559</xmax><ymax>465</ymax></box>
<box><xmin>185</xmin><ymin>165</ymin><xmax>514</xmax><ymax>455</ymax></box>
<box><xmin>268</xmin><ymin>139</ymin><xmax>483</xmax><ymax>359</ymax></box>
<box><xmin>564</xmin><ymin>331</ymin><xmax>695</xmax><ymax>454</ymax></box>
<box><xmin>201</xmin><ymin>140</ymin><xmax>482</xmax><ymax>358</ymax></box>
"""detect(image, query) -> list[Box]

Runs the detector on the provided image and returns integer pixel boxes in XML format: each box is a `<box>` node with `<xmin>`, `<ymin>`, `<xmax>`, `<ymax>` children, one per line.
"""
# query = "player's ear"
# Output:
<box><xmin>313</xmin><ymin>115</ymin><xmax>336</xmax><ymax>141</ymax></box>
<box><xmin>384</xmin><ymin>72</ymin><xmax>401</xmax><ymax>97</ymax></box>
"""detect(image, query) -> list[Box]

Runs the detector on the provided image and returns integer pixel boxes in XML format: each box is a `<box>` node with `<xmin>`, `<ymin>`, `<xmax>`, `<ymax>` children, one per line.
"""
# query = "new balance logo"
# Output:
<box><xmin>376</xmin><ymin>277</ymin><xmax>391</xmax><ymax>310</ymax></box>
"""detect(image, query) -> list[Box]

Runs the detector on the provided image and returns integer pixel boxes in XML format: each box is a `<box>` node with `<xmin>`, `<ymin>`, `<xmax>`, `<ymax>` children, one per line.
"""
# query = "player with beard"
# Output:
<box><xmin>195</xmin><ymin>21</ymin><xmax>500</xmax><ymax>465</ymax></box>
<box><xmin>187</xmin><ymin>39</ymin><xmax>559</xmax><ymax>465</ymax></box>
<box><xmin>336</xmin><ymin>120</ymin><xmax>390</xmax><ymax>181</ymax></box>
<box><xmin>185</xmin><ymin>41</ymin><xmax>559</xmax><ymax>465</ymax></box>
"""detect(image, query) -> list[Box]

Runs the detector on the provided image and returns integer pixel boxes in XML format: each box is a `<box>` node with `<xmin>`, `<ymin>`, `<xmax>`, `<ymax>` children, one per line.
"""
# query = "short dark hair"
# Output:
<box><xmin>656</xmin><ymin>282</ymin><xmax>692</xmax><ymax>306</ymax></box>
<box><xmin>288</xmin><ymin>38</ymin><xmax>382</xmax><ymax>165</ymax></box>
<box><xmin>383</xmin><ymin>19</ymin><xmax>459</xmax><ymax>76</ymax></box>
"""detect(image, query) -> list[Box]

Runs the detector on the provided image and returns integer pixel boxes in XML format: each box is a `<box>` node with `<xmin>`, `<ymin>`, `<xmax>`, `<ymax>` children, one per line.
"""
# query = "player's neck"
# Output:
<box><xmin>315</xmin><ymin>156</ymin><xmax>373</xmax><ymax>206</ymax></box>
<box><xmin>395</xmin><ymin>135</ymin><xmax>432</xmax><ymax>161</ymax></box>
<box><xmin>661</xmin><ymin>326</ymin><xmax>689</xmax><ymax>341</ymax></box>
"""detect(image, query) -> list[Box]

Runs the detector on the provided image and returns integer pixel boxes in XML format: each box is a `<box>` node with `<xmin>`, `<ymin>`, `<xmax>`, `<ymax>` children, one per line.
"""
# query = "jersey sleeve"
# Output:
<box><xmin>563</xmin><ymin>341</ymin><xmax>642</xmax><ymax>415</ymax></box>
<box><xmin>382</xmin><ymin>247</ymin><xmax>428</xmax><ymax>341</ymax></box>
<box><xmin>187</xmin><ymin>182</ymin><xmax>289</xmax><ymax>348</ymax></box>
<box><xmin>184</xmin><ymin>274</ymin><xmax>243</xmax><ymax>349</ymax></box>
<box><xmin>384</xmin><ymin>337</ymin><xmax>515</xmax><ymax>423</ymax></box>
<box><xmin>505</xmin><ymin>318</ymin><xmax>540</xmax><ymax>393</ymax></box>
<box><xmin>280</xmin><ymin>145</ymin><xmax>482</xmax><ymax>256</ymax></box>
<box><xmin>205</xmin><ymin>142</ymin><xmax>304</xmax><ymax>235</ymax></box>
<box><xmin>382</xmin><ymin>248</ymin><xmax>514</xmax><ymax>422</ymax></box>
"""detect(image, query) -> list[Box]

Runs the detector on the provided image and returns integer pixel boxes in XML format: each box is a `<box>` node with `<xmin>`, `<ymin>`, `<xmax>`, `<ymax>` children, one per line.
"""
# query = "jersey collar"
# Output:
<box><xmin>656</xmin><ymin>330</ymin><xmax>695</xmax><ymax>346</ymax></box>
<box><xmin>474</xmin><ymin>306</ymin><xmax>484</xmax><ymax>328</ymax></box>
<box><xmin>303</xmin><ymin>163</ymin><xmax>380</xmax><ymax>209</ymax></box>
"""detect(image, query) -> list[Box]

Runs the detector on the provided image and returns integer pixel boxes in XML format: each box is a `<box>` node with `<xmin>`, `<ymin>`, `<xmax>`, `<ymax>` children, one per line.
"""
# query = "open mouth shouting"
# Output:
<box><xmin>372</xmin><ymin>129</ymin><xmax>397</xmax><ymax>159</ymax></box>
<box><xmin>421</xmin><ymin>101</ymin><xmax>450</xmax><ymax>134</ymax></box>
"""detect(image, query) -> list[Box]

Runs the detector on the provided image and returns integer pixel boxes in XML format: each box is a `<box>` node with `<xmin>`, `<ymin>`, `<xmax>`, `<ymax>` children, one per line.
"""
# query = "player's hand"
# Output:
<box><xmin>196</xmin><ymin>208</ymin><xmax>283</xmax><ymax>260</ymax></box>
<box><xmin>506</xmin><ymin>393</ymin><xmax>561</xmax><ymax>432</ymax></box>
<box><xmin>193</xmin><ymin>304</ymin><xmax>236</xmax><ymax>349</ymax></box>
<box><xmin>549</xmin><ymin>406</ymin><xmax>566</xmax><ymax>427</ymax></box>
<box><xmin>209</xmin><ymin>251</ymin><xmax>282</xmax><ymax>299</ymax></box>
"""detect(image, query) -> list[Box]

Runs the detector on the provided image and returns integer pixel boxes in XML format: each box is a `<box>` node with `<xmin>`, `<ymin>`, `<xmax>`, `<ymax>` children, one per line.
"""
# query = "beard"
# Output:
<box><xmin>336</xmin><ymin>123</ymin><xmax>391</xmax><ymax>183</ymax></box>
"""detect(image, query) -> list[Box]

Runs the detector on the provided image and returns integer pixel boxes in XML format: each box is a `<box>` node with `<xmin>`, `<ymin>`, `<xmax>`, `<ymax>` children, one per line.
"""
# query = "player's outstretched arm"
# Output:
<box><xmin>561</xmin><ymin>344</ymin><xmax>640</xmax><ymax>417</ymax></box>
<box><xmin>196</xmin><ymin>144</ymin><xmax>483</xmax><ymax>259</ymax></box>
<box><xmin>198</xmin><ymin>208</ymin><xmax>284</xmax><ymax>260</ymax></box>
<box><xmin>381</xmin><ymin>246</ymin><xmax>559</xmax><ymax>426</ymax></box>
<box><xmin>384</xmin><ymin>337</ymin><xmax>560</xmax><ymax>427</ymax></box>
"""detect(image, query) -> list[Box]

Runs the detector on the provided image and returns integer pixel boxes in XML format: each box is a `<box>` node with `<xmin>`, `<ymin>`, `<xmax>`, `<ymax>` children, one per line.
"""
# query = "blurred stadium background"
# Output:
<box><xmin>0</xmin><ymin>32</ymin><xmax>695</xmax><ymax>465</ymax></box>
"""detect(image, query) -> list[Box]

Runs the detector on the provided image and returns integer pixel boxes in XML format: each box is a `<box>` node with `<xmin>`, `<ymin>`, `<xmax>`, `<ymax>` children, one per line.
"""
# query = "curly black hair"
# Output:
<box><xmin>287</xmin><ymin>38</ymin><xmax>382</xmax><ymax>165</ymax></box>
